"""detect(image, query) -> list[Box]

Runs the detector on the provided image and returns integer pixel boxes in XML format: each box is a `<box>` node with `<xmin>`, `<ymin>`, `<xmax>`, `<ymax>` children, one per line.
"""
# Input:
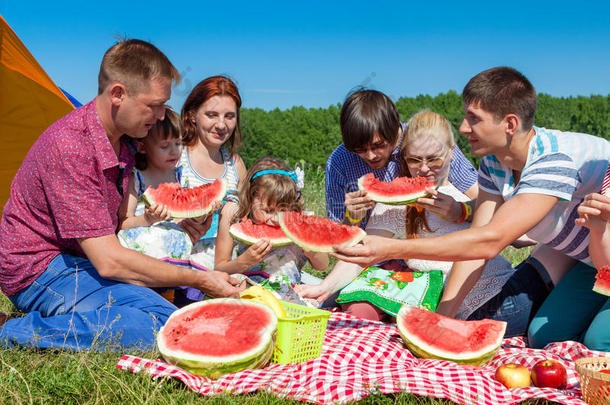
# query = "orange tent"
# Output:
<box><xmin>0</xmin><ymin>15</ymin><xmax>76</xmax><ymax>209</ymax></box>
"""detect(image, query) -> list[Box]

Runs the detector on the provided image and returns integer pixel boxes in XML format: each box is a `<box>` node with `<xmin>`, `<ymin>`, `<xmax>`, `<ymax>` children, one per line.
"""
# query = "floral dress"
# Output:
<box><xmin>337</xmin><ymin>183</ymin><xmax>515</xmax><ymax>319</ymax></box>
<box><xmin>117</xmin><ymin>167</ymin><xmax>193</xmax><ymax>263</ymax></box>
<box><xmin>176</xmin><ymin>146</ymin><xmax>240</xmax><ymax>301</ymax></box>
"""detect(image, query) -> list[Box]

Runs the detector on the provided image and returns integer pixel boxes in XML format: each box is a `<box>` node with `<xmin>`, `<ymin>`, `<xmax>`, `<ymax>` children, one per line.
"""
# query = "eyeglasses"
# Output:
<box><xmin>404</xmin><ymin>152</ymin><xmax>447</xmax><ymax>168</ymax></box>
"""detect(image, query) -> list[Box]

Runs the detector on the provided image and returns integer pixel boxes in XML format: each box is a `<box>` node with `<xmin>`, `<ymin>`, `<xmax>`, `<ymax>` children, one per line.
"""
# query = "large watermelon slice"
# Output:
<box><xmin>157</xmin><ymin>298</ymin><xmax>277</xmax><ymax>378</ymax></box>
<box><xmin>358</xmin><ymin>173</ymin><xmax>440</xmax><ymax>205</ymax></box>
<box><xmin>277</xmin><ymin>211</ymin><xmax>366</xmax><ymax>253</ymax></box>
<box><xmin>397</xmin><ymin>305</ymin><xmax>506</xmax><ymax>366</ymax></box>
<box><xmin>229</xmin><ymin>219</ymin><xmax>292</xmax><ymax>247</ymax></box>
<box><xmin>593</xmin><ymin>265</ymin><xmax>610</xmax><ymax>296</ymax></box>
<box><xmin>143</xmin><ymin>179</ymin><xmax>226</xmax><ymax>218</ymax></box>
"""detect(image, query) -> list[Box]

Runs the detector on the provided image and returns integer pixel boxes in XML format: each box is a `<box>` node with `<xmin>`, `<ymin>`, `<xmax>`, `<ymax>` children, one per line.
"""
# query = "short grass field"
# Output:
<box><xmin>0</xmin><ymin>165</ymin><xmax>556</xmax><ymax>404</ymax></box>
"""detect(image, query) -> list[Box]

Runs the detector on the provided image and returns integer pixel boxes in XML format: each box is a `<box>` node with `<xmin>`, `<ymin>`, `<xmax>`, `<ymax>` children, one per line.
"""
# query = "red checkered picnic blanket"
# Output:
<box><xmin>117</xmin><ymin>312</ymin><xmax>608</xmax><ymax>404</ymax></box>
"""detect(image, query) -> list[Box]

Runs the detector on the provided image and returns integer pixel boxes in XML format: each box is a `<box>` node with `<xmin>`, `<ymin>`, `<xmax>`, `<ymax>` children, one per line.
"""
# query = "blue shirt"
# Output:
<box><xmin>325</xmin><ymin>134</ymin><xmax>478</xmax><ymax>228</ymax></box>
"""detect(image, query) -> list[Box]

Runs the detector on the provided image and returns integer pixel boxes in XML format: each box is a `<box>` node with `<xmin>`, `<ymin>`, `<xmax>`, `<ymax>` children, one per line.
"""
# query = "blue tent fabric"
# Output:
<box><xmin>60</xmin><ymin>88</ymin><xmax>82</xmax><ymax>107</ymax></box>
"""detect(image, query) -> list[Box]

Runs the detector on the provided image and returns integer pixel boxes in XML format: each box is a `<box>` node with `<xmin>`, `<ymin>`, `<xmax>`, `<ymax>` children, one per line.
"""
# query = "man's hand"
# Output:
<box><xmin>415</xmin><ymin>188</ymin><xmax>463</xmax><ymax>222</ymax></box>
<box><xmin>575</xmin><ymin>193</ymin><xmax>610</xmax><ymax>231</ymax></box>
<box><xmin>331</xmin><ymin>235</ymin><xmax>395</xmax><ymax>267</ymax></box>
<box><xmin>199</xmin><ymin>271</ymin><xmax>246</xmax><ymax>298</ymax></box>
<box><xmin>344</xmin><ymin>190</ymin><xmax>374</xmax><ymax>222</ymax></box>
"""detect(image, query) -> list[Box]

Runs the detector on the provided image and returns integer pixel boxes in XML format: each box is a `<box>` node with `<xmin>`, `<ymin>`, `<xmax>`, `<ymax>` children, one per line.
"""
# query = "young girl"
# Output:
<box><xmin>215</xmin><ymin>156</ymin><xmax>329</xmax><ymax>285</ymax></box>
<box><xmin>117</xmin><ymin>108</ymin><xmax>193</xmax><ymax>263</ymax></box>
<box><xmin>298</xmin><ymin>111</ymin><xmax>516</xmax><ymax>325</ymax></box>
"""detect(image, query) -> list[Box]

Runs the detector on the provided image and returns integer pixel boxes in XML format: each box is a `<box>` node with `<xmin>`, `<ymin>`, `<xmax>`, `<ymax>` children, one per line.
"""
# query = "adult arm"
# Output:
<box><xmin>325</xmin><ymin>163</ymin><xmax>349</xmax><ymax>222</ymax></box>
<box><xmin>332</xmin><ymin>190</ymin><xmax>559</xmax><ymax>266</ymax></box>
<box><xmin>78</xmin><ymin>234</ymin><xmax>244</xmax><ymax>297</ymax></box>
<box><xmin>232</xmin><ymin>153</ymin><xmax>248</xmax><ymax>191</ymax></box>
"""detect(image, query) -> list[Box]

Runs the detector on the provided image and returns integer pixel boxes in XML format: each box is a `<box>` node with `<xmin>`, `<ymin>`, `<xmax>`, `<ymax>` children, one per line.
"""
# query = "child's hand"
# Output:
<box><xmin>294</xmin><ymin>283</ymin><xmax>332</xmax><ymax>303</ymax></box>
<box><xmin>144</xmin><ymin>204</ymin><xmax>171</xmax><ymax>224</ymax></box>
<box><xmin>575</xmin><ymin>193</ymin><xmax>610</xmax><ymax>231</ymax></box>
<box><xmin>241</xmin><ymin>240</ymin><xmax>273</xmax><ymax>266</ymax></box>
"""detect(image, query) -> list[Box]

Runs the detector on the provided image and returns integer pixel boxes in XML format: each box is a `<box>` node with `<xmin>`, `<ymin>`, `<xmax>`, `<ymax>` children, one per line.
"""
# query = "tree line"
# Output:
<box><xmin>240</xmin><ymin>92</ymin><xmax>610</xmax><ymax>168</ymax></box>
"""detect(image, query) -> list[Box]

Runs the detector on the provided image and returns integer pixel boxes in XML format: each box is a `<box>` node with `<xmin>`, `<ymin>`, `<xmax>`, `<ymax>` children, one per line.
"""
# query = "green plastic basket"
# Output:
<box><xmin>272</xmin><ymin>301</ymin><xmax>331</xmax><ymax>364</ymax></box>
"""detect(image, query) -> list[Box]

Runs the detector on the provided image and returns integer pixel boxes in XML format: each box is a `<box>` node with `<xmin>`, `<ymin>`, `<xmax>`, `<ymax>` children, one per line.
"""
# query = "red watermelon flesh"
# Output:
<box><xmin>277</xmin><ymin>211</ymin><xmax>366</xmax><ymax>253</ymax></box>
<box><xmin>358</xmin><ymin>173</ymin><xmax>439</xmax><ymax>205</ymax></box>
<box><xmin>593</xmin><ymin>265</ymin><xmax>610</xmax><ymax>296</ymax></box>
<box><xmin>157</xmin><ymin>299</ymin><xmax>277</xmax><ymax>378</ymax></box>
<box><xmin>397</xmin><ymin>305</ymin><xmax>506</xmax><ymax>365</ymax></box>
<box><xmin>143</xmin><ymin>179</ymin><xmax>226</xmax><ymax>218</ymax></box>
<box><xmin>229</xmin><ymin>219</ymin><xmax>292</xmax><ymax>247</ymax></box>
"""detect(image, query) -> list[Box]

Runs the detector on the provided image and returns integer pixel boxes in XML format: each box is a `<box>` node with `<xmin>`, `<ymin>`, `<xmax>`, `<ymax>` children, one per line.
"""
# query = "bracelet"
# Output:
<box><xmin>454</xmin><ymin>202</ymin><xmax>467</xmax><ymax>224</ymax></box>
<box><xmin>345</xmin><ymin>209</ymin><xmax>365</xmax><ymax>224</ymax></box>
<box><xmin>463</xmin><ymin>201</ymin><xmax>473</xmax><ymax>221</ymax></box>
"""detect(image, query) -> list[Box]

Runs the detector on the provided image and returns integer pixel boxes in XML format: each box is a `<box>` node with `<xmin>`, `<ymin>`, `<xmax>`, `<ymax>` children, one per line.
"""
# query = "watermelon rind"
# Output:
<box><xmin>229</xmin><ymin>221</ymin><xmax>293</xmax><ymax>248</ymax></box>
<box><xmin>396</xmin><ymin>305</ymin><xmax>506</xmax><ymax>366</ymax></box>
<box><xmin>143</xmin><ymin>179</ymin><xmax>227</xmax><ymax>219</ymax></box>
<box><xmin>358</xmin><ymin>174</ymin><xmax>442</xmax><ymax>205</ymax></box>
<box><xmin>593</xmin><ymin>266</ymin><xmax>610</xmax><ymax>297</ymax></box>
<box><xmin>157</xmin><ymin>298</ymin><xmax>277</xmax><ymax>378</ymax></box>
<box><xmin>277</xmin><ymin>212</ymin><xmax>366</xmax><ymax>253</ymax></box>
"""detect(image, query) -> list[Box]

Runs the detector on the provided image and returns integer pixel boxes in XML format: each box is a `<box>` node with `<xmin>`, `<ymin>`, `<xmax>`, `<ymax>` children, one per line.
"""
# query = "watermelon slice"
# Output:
<box><xmin>358</xmin><ymin>173</ymin><xmax>440</xmax><ymax>205</ymax></box>
<box><xmin>229</xmin><ymin>219</ymin><xmax>292</xmax><ymax>247</ymax></box>
<box><xmin>397</xmin><ymin>305</ymin><xmax>506</xmax><ymax>366</ymax></box>
<box><xmin>593</xmin><ymin>265</ymin><xmax>610</xmax><ymax>296</ymax></box>
<box><xmin>277</xmin><ymin>211</ymin><xmax>366</xmax><ymax>253</ymax></box>
<box><xmin>143</xmin><ymin>179</ymin><xmax>226</xmax><ymax>218</ymax></box>
<box><xmin>157</xmin><ymin>298</ymin><xmax>277</xmax><ymax>378</ymax></box>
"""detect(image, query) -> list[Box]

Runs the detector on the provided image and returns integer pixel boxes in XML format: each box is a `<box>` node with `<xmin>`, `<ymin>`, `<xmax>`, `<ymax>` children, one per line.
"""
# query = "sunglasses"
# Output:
<box><xmin>404</xmin><ymin>151</ymin><xmax>447</xmax><ymax>169</ymax></box>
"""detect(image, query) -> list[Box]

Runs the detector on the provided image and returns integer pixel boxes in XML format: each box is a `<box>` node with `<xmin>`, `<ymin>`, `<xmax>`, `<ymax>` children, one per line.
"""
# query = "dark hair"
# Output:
<box><xmin>340</xmin><ymin>89</ymin><xmax>401</xmax><ymax>151</ymax></box>
<box><xmin>135</xmin><ymin>108</ymin><xmax>182</xmax><ymax>170</ymax></box>
<box><xmin>98</xmin><ymin>38</ymin><xmax>180</xmax><ymax>95</ymax></box>
<box><xmin>235</xmin><ymin>156</ymin><xmax>303</xmax><ymax>222</ymax></box>
<box><xmin>462</xmin><ymin>66</ymin><xmax>537</xmax><ymax>130</ymax></box>
<box><xmin>181</xmin><ymin>75</ymin><xmax>242</xmax><ymax>155</ymax></box>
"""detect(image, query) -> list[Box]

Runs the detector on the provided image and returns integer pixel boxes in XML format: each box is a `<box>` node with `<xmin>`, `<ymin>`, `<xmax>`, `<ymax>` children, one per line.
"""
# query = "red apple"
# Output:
<box><xmin>531</xmin><ymin>359</ymin><xmax>567</xmax><ymax>389</ymax></box>
<box><xmin>495</xmin><ymin>363</ymin><xmax>531</xmax><ymax>389</ymax></box>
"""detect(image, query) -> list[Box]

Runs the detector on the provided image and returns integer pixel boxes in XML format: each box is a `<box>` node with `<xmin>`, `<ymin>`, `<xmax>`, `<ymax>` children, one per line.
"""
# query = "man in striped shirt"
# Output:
<box><xmin>334</xmin><ymin>67</ymin><xmax>610</xmax><ymax>350</ymax></box>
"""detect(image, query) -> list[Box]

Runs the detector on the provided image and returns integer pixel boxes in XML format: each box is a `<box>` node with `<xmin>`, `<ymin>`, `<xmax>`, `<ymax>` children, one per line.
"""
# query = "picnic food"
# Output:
<box><xmin>229</xmin><ymin>218</ymin><xmax>292</xmax><ymax>247</ymax></box>
<box><xmin>593</xmin><ymin>265</ymin><xmax>610</xmax><ymax>296</ymax></box>
<box><xmin>495</xmin><ymin>363</ymin><xmax>531</xmax><ymax>389</ymax></box>
<box><xmin>357</xmin><ymin>173</ymin><xmax>439</xmax><ymax>205</ymax></box>
<box><xmin>157</xmin><ymin>298</ymin><xmax>277</xmax><ymax>378</ymax></box>
<box><xmin>277</xmin><ymin>211</ymin><xmax>366</xmax><ymax>253</ymax></box>
<box><xmin>143</xmin><ymin>179</ymin><xmax>226</xmax><ymax>218</ymax></box>
<box><xmin>531</xmin><ymin>359</ymin><xmax>567</xmax><ymax>389</ymax></box>
<box><xmin>240</xmin><ymin>285</ymin><xmax>287</xmax><ymax>318</ymax></box>
<box><xmin>396</xmin><ymin>305</ymin><xmax>506</xmax><ymax>365</ymax></box>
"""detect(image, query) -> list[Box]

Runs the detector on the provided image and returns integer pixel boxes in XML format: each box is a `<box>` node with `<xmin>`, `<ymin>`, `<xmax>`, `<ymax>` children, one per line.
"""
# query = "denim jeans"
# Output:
<box><xmin>467</xmin><ymin>257</ymin><xmax>553</xmax><ymax>338</ymax></box>
<box><xmin>0</xmin><ymin>254</ymin><xmax>177</xmax><ymax>351</ymax></box>
<box><xmin>528</xmin><ymin>261</ymin><xmax>610</xmax><ymax>351</ymax></box>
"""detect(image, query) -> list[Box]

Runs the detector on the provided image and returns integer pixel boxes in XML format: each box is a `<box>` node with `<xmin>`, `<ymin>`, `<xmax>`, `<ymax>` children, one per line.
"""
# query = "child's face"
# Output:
<box><xmin>139</xmin><ymin>134</ymin><xmax>182</xmax><ymax>171</ymax></box>
<box><xmin>251</xmin><ymin>195</ymin><xmax>286</xmax><ymax>226</ymax></box>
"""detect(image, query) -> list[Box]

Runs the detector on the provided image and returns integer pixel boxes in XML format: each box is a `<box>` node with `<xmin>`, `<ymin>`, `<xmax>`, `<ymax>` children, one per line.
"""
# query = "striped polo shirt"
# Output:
<box><xmin>478</xmin><ymin>126</ymin><xmax>610</xmax><ymax>263</ymax></box>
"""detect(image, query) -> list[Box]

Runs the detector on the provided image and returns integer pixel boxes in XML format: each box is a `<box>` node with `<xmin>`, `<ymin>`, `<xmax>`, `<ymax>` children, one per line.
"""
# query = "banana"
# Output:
<box><xmin>240</xmin><ymin>285</ymin><xmax>287</xmax><ymax>318</ymax></box>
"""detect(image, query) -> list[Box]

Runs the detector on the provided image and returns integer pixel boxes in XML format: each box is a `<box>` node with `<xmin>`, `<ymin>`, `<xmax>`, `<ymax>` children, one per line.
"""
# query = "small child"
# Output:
<box><xmin>117</xmin><ymin>108</ymin><xmax>193</xmax><ymax>263</ymax></box>
<box><xmin>215</xmin><ymin>156</ymin><xmax>329</xmax><ymax>285</ymax></box>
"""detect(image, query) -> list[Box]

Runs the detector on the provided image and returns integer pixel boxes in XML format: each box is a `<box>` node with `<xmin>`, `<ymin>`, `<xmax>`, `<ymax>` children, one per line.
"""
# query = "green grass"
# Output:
<box><xmin>0</xmin><ymin>164</ymin><xmax>549</xmax><ymax>404</ymax></box>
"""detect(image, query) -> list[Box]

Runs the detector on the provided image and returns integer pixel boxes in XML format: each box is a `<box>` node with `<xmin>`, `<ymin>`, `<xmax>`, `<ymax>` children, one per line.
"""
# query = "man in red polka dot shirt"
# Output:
<box><xmin>0</xmin><ymin>39</ymin><xmax>243</xmax><ymax>350</ymax></box>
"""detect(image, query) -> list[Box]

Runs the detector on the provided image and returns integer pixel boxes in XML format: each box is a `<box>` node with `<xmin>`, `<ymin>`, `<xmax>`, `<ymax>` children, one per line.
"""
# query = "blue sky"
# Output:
<box><xmin>3</xmin><ymin>1</ymin><xmax>609</xmax><ymax>111</ymax></box>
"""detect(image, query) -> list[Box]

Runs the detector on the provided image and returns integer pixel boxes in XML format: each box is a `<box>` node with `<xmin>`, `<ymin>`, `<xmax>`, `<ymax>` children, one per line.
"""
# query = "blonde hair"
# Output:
<box><xmin>98</xmin><ymin>39</ymin><xmax>180</xmax><ymax>95</ymax></box>
<box><xmin>400</xmin><ymin>110</ymin><xmax>455</xmax><ymax>238</ymax></box>
<box><xmin>235</xmin><ymin>156</ymin><xmax>304</xmax><ymax>222</ymax></box>
<box><xmin>135</xmin><ymin>108</ymin><xmax>183</xmax><ymax>170</ymax></box>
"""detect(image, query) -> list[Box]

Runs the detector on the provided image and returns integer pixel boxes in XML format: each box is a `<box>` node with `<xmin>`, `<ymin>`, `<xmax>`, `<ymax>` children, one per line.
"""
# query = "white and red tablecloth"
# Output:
<box><xmin>117</xmin><ymin>312</ymin><xmax>608</xmax><ymax>404</ymax></box>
